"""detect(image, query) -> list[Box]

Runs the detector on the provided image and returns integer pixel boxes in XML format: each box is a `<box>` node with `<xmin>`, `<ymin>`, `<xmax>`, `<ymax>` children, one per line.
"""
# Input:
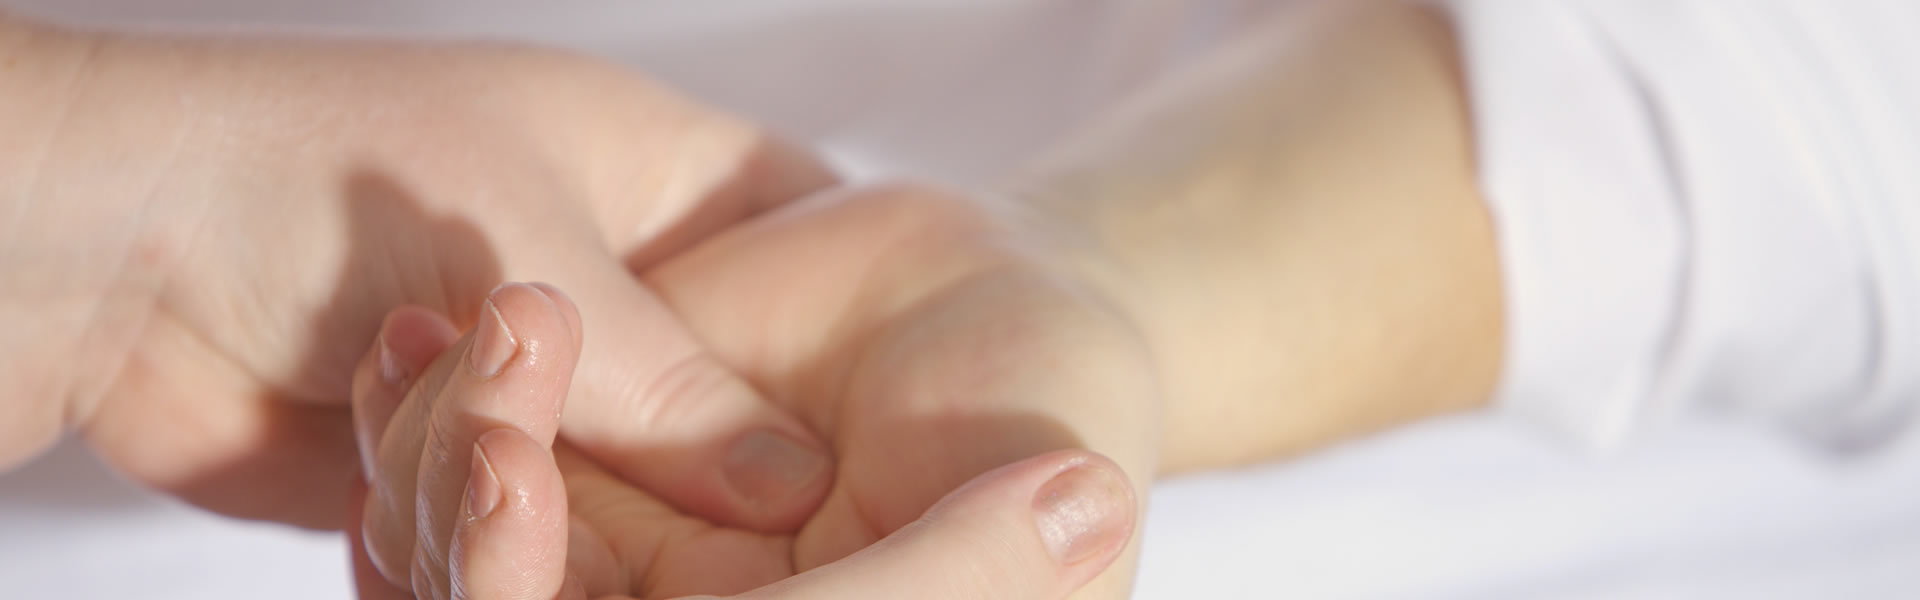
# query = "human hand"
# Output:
<box><xmin>362</xmin><ymin>422</ymin><xmax>1135</xmax><ymax>600</ymax></box>
<box><xmin>354</xmin><ymin>182</ymin><xmax>1158</xmax><ymax>598</ymax></box>
<box><xmin>0</xmin><ymin>15</ymin><xmax>839</xmax><ymax>532</ymax></box>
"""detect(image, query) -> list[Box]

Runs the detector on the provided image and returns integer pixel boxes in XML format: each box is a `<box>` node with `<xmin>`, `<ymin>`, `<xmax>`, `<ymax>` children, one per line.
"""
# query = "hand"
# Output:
<box><xmin>355</xmin><ymin>182</ymin><xmax>1158</xmax><ymax>598</ymax></box>
<box><xmin>641</xmin><ymin>182</ymin><xmax>1160</xmax><ymax>597</ymax></box>
<box><xmin>386</xmin><ymin>426</ymin><xmax>1136</xmax><ymax>600</ymax></box>
<box><xmin>1</xmin><ymin>16</ymin><xmax>840</xmax><ymax>531</ymax></box>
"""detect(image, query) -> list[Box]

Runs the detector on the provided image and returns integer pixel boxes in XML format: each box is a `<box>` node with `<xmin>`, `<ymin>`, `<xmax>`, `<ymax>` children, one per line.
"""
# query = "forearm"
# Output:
<box><xmin>1017</xmin><ymin>0</ymin><xmax>1503</xmax><ymax>474</ymax></box>
<box><xmin>0</xmin><ymin>15</ymin><xmax>155</xmax><ymax>469</ymax></box>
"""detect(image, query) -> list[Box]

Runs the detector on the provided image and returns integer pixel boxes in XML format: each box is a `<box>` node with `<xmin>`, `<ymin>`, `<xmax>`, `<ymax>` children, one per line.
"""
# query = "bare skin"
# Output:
<box><xmin>1020</xmin><ymin>0</ymin><xmax>1502</xmax><ymax>473</ymax></box>
<box><xmin>0</xmin><ymin>13</ymin><xmax>844</xmax><ymax>532</ymax></box>
<box><xmin>362</xmin><ymin>1</ymin><xmax>1503</xmax><ymax>599</ymax></box>
<box><xmin>4</xmin><ymin>0</ymin><xmax>1501</xmax><ymax>598</ymax></box>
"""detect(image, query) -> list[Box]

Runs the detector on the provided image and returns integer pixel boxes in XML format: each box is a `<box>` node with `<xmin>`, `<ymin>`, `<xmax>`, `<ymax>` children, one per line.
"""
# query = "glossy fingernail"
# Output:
<box><xmin>377</xmin><ymin>333</ymin><xmax>407</xmax><ymax>386</ymax></box>
<box><xmin>468</xmin><ymin>292</ymin><xmax>518</xmax><ymax>378</ymax></box>
<box><xmin>467</xmin><ymin>439</ymin><xmax>502</xmax><ymax>520</ymax></box>
<box><xmin>527</xmin><ymin>282</ymin><xmax>577</xmax><ymax>318</ymax></box>
<box><xmin>1032</xmin><ymin>462</ymin><xmax>1133</xmax><ymax>565</ymax></box>
<box><xmin>724</xmin><ymin>429</ymin><xmax>829</xmax><ymax>509</ymax></box>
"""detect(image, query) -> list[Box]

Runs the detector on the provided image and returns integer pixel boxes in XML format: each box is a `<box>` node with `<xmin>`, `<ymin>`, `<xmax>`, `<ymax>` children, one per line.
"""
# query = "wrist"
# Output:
<box><xmin>1012</xmin><ymin>1</ymin><xmax>1503</xmax><ymax>475</ymax></box>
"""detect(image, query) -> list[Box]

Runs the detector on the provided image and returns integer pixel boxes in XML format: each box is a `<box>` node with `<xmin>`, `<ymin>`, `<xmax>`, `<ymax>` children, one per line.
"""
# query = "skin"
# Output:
<box><xmin>350</xmin><ymin>281</ymin><xmax>1139</xmax><ymax>600</ymax></box>
<box><xmin>358</xmin><ymin>183</ymin><xmax>1161</xmax><ymax>599</ymax></box>
<box><xmin>1020</xmin><ymin>0</ymin><xmax>1503</xmax><ymax>472</ymax></box>
<box><xmin>363</xmin><ymin>1</ymin><xmax>1504</xmax><ymax>598</ymax></box>
<box><xmin>4</xmin><ymin>0</ymin><xmax>1504</xmax><ymax>597</ymax></box>
<box><xmin>0</xmin><ymin>13</ymin><xmax>845</xmax><ymax>532</ymax></box>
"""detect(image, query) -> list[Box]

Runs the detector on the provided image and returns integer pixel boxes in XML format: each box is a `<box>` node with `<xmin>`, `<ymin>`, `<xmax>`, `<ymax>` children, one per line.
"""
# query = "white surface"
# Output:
<box><xmin>2</xmin><ymin>1</ymin><xmax>1917</xmax><ymax>598</ymax></box>
<box><xmin>1457</xmin><ymin>0</ymin><xmax>1920</xmax><ymax>452</ymax></box>
<box><xmin>0</xmin><ymin>439</ymin><xmax>355</xmax><ymax>600</ymax></box>
<box><xmin>1137</xmin><ymin>415</ymin><xmax>1920</xmax><ymax>598</ymax></box>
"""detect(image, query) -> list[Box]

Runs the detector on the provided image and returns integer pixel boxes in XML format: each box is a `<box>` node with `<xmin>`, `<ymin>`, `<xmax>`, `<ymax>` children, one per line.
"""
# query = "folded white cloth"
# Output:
<box><xmin>1450</xmin><ymin>0</ymin><xmax>1920</xmax><ymax>452</ymax></box>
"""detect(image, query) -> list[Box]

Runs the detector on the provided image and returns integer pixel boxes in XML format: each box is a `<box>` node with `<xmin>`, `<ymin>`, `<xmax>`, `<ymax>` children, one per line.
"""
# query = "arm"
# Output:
<box><xmin>352</xmin><ymin>3</ymin><xmax>1501</xmax><ymax>598</ymax></box>
<box><xmin>1019</xmin><ymin>0</ymin><xmax>1503</xmax><ymax>474</ymax></box>
<box><xmin>0</xmin><ymin>12</ymin><xmax>843</xmax><ymax>531</ymax></box>
<box><xmin>0</xmin><ymin>14</ymin><xmax>148</xmax><ymax>470</ymax></box>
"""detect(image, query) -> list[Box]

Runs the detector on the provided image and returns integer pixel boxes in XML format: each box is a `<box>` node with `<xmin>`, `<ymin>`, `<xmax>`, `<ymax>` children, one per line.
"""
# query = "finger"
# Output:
<box><xmin>351</xmin><ymin>306</ymin><xmax>460</xmax><ymax>477</ymax></box>
<box><xmin>540</xmin><ymin>259</ymin><xmax>834</xmax><ymax>533</ymax></box>
<box><xmin>447</xmin><ymin>428</ymin><xmax>584</xmax><ymax>600</ymax></box>
<box><xmin>617</xmin><ymin>136</ymin><xmax>841</xmax><ymax>269</ymax></box>
<box><xmin>736</xmin><ymin>450</ymin><xmax>1137</xmax><ymax>600</ymax></box>
<box><xmin>348</xmin><ymin>474</ymin><xmax>417</xmax><ymax>600</ymax></box>
<box><xmin>413</xmin><ymin>282</ymin><xmax>583</xmax><ymax>599</ymax></box>
<box><xmin>363</xmin><ymin>314</ymin><xmax>476</xmax><ymax>585</ymax></box>
<box><xmin>525</xmin><ymin>282</ymin><xmax>583</xmax><ymax>353</ymax></box>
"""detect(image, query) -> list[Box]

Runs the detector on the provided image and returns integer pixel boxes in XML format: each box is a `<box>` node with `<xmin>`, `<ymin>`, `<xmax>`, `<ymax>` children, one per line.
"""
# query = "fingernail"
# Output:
<box><xmin>527</xmin><ymin>282</ymin><xmax>576</xmax><ymax>316</ymax></box>
<box><xmin>377</xmin><ymin>333</ymin><xmax>407</xmax><ymax>386</ymax></box>
<box><xmin>528</xmin><ymin>281</ymin><xmax>581</xmax><ymax>340</ymax></box>
<box><xmin>1032</xmin><ymin>462</ymin><xmax>1133</xmax><ymax>565</ymax></box>
<box><xmin>468</xmin><ymin>295</ymin><xmax>518</xmax><ymax>377</ymax></box>
<box><xmin>467</xmin><ymin>439</ymin><xmax>502</xmax><ymax>520</ymax></box>
<box><xmin>724</xmin><ymin>429</ymin><xmax>829</xmax><ymax>509</ymax></box>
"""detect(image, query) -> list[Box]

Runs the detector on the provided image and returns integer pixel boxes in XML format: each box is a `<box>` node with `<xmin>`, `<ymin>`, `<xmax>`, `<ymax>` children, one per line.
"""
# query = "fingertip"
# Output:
<box><xmin>743</xmin><ymin>449</ymin><xmax>1136</xmax><ymax>600</ymax></box>
<box><xmin>463</xmin><ymin>282</ymin><xmax>579</xmax><ymax>383</ymax></box>
<box><xmin>449</xmin><ymin>428</ymin><xmax>573</xmax><ymax>600</ymax></box>
<box><xmin>923</xmin><ymin>449</ymin><xmax>1137</xmax><ymax>576</ymax></box>
<box><xmin>439</xmin><ymin>281</ymin><xmax>579</xmax><ymax>446</ymax></box>
<box><xmin>1027</xmin><ymin>451</ymin><xmax>1137</xmax><ymax>570</ymax></box>
<box><xmin>381</xmin><ymin>306</ymin><xmax>462</xmax><ymax>378</ymax></box>
<box><xmin>721</xmin><ymin>426</ymin><xmax>835</xmax><ymax>531</ymax></box>
<box><xmin>526</xmin><ymin>282</ymin><xmax>583</xmax><ymax>353</ymax></box>
<box><xmin>469</xmin><ymin>428</ymin><xmax>560</xmax><ymax>511</ymax></box>
<box><xmin>353</xmin><ymin>305</ymin><xmax>459</xmax><ymax>475</ymax></box>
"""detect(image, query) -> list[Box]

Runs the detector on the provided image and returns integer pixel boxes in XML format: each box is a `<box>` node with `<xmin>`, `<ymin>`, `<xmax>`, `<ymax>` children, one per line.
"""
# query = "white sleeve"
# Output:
<box><xmin>1448</xmin><ymin>0</ymin><xmax>1920</xmax><ymax>452</ymax></box>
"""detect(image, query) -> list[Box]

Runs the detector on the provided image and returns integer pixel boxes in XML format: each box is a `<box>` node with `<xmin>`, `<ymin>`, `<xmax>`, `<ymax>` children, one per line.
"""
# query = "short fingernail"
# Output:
<box><xmin>377</xmin><ymin>333</ymin><xmax>407</xmax><ymax>386</ymax></box>
<box><xmin>467</xmin><ymin>439</ymin><xmax>503</xmax><ymax>520</ymax></box>
<box><xmin>1032</xmin><ymin>462</ymin><xmax>1134</xmax><ymax>565</ymax></box>
<box><xmin>527</xmin><ymin>282</ymin><xmax>576</xmax><ymax>316</ymax></box>
<box><xmin>468</xmin><ymin>290</ymin><xmax>519</xmax><ymax>378</ymax></box>
<box><xmin>724</xmin><ymin>429</ymin><xmax>829</xmax><ymax>509</ymax></box>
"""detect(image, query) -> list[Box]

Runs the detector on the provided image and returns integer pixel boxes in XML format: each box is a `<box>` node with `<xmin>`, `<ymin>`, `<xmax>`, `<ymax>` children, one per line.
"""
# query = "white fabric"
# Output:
<box><xmin>1453</xmin><ymin>0</ymin><xmax>1920</xmax><ymax>451</ymax></box>
<box><xmin>2</xmin><ymin>1</ymin><xmax>1917</xmax><ymax>598</ymax></box>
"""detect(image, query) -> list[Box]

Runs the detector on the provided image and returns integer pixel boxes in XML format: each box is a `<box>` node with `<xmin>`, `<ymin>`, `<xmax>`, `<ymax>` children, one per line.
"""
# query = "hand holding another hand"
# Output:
<box><xmin>350</xmin><ymin>181</ymin><xmax>1157</xmax><ymax>599</ymax></box>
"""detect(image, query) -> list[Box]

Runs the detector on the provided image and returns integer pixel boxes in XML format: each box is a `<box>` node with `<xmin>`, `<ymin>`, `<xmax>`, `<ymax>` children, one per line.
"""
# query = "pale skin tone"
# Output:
<box><xmin>1</xmin><ymin>0</ymin><xmax>1502</xmax><ymax>598</ymax></box>
<box><xmin>365</xmin><ymin>1</ymin><xmax>1503</xmax><ymax>598</ymax></box>
<box><xmin>0</xmin><ymin>11</ymin><xmax>848</xmax><ymax>533</ymax></box>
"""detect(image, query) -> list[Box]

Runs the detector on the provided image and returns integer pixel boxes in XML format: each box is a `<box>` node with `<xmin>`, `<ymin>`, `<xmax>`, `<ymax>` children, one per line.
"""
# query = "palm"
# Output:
<box><xmin>552</xmin><ymin>184</ymin><xmax>1157</xmax><ymax>597</ymax></box>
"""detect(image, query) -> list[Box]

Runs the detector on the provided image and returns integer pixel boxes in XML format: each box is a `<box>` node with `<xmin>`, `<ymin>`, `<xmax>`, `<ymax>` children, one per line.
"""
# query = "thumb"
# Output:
<box><xmin>736</xmin><ymin>450</ymin><xmax>1138</xmax><ymax>600</ymax></box>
